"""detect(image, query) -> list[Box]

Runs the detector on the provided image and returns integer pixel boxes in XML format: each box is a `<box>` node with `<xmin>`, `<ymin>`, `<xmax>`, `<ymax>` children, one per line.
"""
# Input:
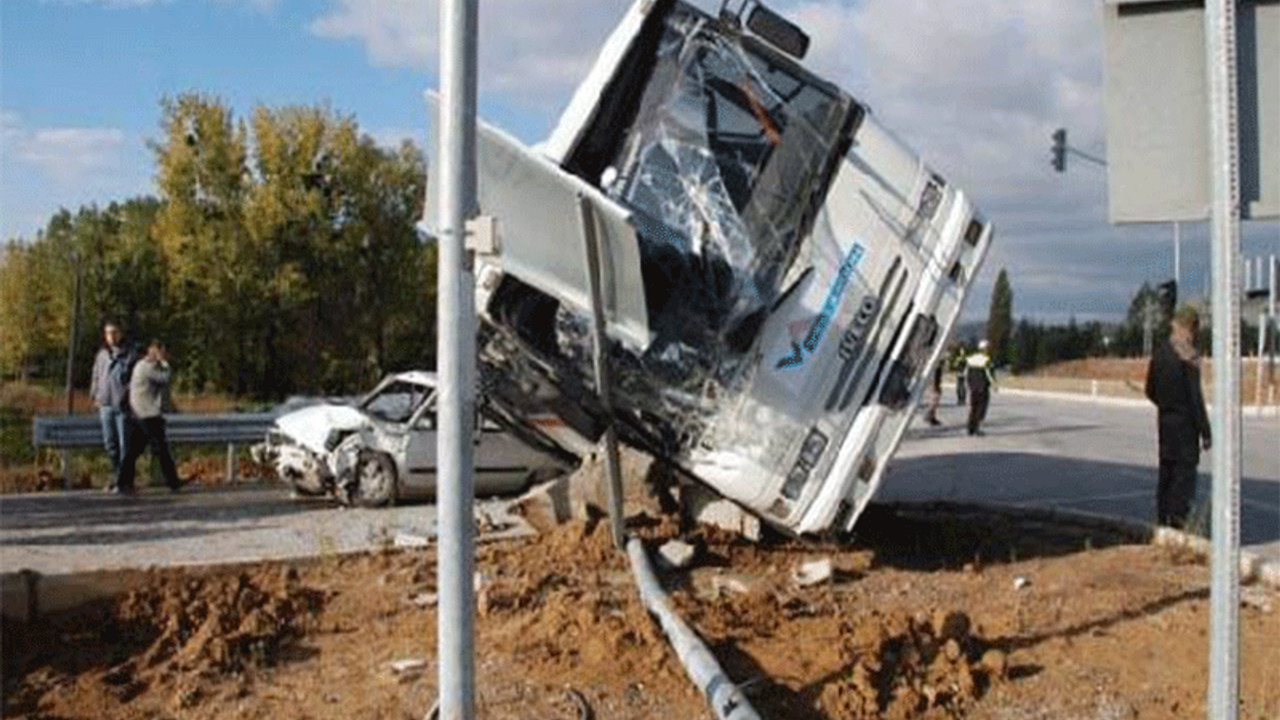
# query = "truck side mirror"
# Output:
<box><xmin>747</xmin><ymin>4</ymin><xmax>809</xmax><ymax>59</ymax></box>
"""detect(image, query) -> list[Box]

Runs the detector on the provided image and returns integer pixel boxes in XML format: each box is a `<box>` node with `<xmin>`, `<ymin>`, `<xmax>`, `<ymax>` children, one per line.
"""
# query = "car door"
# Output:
<box><xmin>401</xmin><ymin>390</ymin><xmax>439</xmax><ymax>496</ymax></box>
<box><xmin>474</xmin><ymin>414</ymin><xmax>541</xmax><ymax>495</ymax></box>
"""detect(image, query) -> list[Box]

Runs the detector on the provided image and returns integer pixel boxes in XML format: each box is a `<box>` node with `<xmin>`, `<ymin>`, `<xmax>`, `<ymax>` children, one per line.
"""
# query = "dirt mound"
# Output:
<box><xmin>0</xmin><ymin>467</ymin><xmax>92</xmax><ymax>494</ymax></box>
<box><xmin>114</xmin><ymin>569</ymin><xmax>326</xmax><ymax>676</ymax></box>
<box><xmin>6</xmin><ymin>568</ymin><xmax>326</xmax><ymax>718</ymax></box>
<box><xmin>7</xmin><ymin>509</ymin><xmax>1279</xmax><ymax>720</ymax></box>
<box><xmin>477</xmin><ymin>519</ymin><xmax>669</xmax><ymax>688</ymax></box>
<box><xmin>818</xmin><ymin>609</ymin><xmax>1000</xmax><ymax>720</ymax></box>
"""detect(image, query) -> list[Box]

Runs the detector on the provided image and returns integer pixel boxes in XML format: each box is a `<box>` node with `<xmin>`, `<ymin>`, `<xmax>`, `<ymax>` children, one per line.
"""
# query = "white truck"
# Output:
<box><xmin>443</xmin><ymin>0</ymin><xmax>993</xmax><ymax>535</ymax></box>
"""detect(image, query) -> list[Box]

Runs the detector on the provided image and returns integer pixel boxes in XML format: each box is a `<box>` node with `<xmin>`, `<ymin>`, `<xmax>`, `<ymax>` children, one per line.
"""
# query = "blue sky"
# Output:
<box><xmin>2</xmin><ymin>0</ymin><xmax>1275</xmax><ymax>321</ymax></box>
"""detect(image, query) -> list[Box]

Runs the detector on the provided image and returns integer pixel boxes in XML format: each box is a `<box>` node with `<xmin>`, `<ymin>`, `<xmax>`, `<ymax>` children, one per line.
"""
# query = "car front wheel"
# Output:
<box><xmin>350</xmin><ymin>450</ymin><xmax>397</xmax><ymax>507</ymax></box>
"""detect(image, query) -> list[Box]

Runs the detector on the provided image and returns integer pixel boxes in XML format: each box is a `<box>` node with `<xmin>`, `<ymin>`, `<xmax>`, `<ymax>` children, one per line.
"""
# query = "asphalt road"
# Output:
<box><xmin>884</xmin><ymin>390</ymin><xmax>1280</xmax><ymax>559</ymax></box>
<box><xmin>1</xmin><ymin>391</ymin><xmax>1276</xmax><ymax>576</ymax></box>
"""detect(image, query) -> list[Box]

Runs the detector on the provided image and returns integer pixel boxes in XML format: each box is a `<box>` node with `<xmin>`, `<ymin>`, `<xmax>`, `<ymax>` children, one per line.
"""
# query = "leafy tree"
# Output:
<box><xmin>987</xmin><ymin>268</ymin><xmax>1013</xmax><ymax>366</ymax></box>
<box><xmin>8</xmin><ymin>92</ymin><xmax>431</xmax><ymax>400</ymax></box>
<box><xmin>0</xmin><ymin>211</ymin><xmax>82</xmax><ymax>381</ymax></box>
<box><xmin>151</xmin><ymin>93</ymin><xmax>430</xmax><ymax>397</ymax></box>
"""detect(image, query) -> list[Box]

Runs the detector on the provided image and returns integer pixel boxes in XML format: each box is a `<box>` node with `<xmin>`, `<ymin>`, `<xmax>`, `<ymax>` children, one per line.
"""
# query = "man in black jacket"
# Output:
<box><xmin>1144</xmin><ymin>306</ymin><xmax>1212</xmax><ymax>529</ymax></box>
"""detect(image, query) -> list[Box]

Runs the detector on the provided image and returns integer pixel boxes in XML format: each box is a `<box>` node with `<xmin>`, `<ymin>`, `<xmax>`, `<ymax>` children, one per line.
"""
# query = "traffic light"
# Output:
<box><xmin>1051</xmin><ymin>128</ymin><xmax>1067</xmax><ymax>172</ymax></box>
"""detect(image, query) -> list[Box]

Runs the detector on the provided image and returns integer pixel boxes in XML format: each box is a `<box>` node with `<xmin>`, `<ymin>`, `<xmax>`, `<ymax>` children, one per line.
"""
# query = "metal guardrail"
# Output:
<box><xmin>32</xmin><ymin>413</ymin><xmax>276</xmax><ymax>448</ymax></box>
<box><xmin>31</xmin><ymin>413</ymin><xmax>277</xmax><ymax>488</ymax></box>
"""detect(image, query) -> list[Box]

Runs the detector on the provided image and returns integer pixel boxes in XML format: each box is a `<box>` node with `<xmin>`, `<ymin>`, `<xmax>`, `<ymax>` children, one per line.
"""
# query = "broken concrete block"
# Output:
<box><xmin>388</xmin><ymin>658</ymin><xmax>427</xmax><ymax>677</ymax></box>
<box><xmin>657</xmin><ymin>540</ymin><xmax>696</xmax><ymax>570</ymax></box>
<box><xmin>513</xmin><ymin>445</ymin><xmax>663</xmax><ymax>530</ymax></box>
<box><xmin>408</xmin><ymin>592</ymin><xmax>438</xmax><ymax>608</ymax></box>
<box><xmin>691</xmin><ymin>568</ymin><xmax>759</xmax><ymax>599</ymax></box>
<box><xmin>682</xmin><ymin>484</ymin><xmax>761</xmax><ymax>540</ymax></box>
<box><xmin>792</xmin><ymin>558</ymin><xmax>833</xmax><ymax>587</ymax></box>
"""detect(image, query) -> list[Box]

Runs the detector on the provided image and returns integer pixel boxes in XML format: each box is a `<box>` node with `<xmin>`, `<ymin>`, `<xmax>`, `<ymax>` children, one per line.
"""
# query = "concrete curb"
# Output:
<box><xmin>880</xmin><ymin>499</ymin><xmax>1280</xmax><ymax>591</ymax></box>
<box><xmin>1</xmin><ymin>502</ymin><xmax>537</xmax><ymax>623</ymax></box>
<box><xmin>1000</xmin><ymin>387</ymin><xmax>1280</xmax><ymax>417</ymax></box>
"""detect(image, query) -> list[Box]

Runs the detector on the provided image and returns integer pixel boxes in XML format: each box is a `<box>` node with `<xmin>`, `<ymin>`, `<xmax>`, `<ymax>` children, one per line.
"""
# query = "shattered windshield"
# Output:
<box><xmin>607</xmin><ymin>7</ymin><xmax>852</xmax><ymax>344</ymax></box>
<box><xmin>361</xmin><ymin>380</ymin><xmax>432</xmax><ymax>424</ymax></box>
<box><xmin>540</xmin><ymin>5</ymin><xmax>858</xmax><ymax>456</ymax></box>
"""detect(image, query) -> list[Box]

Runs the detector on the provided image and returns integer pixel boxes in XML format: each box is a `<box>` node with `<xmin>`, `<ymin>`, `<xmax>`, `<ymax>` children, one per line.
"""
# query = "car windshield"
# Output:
<box><xmin>361</xmin><ymin>380</ymin><xmax>433</xmax><ymax>424</ymax></box>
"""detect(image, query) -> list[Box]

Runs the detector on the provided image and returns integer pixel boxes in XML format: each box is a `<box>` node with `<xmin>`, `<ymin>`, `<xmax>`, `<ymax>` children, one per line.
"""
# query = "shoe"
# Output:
<box><xmin>103</xmin><ymin>483</ymin><xmax>117</xmax><ymax>494</ymax></box>
<box><xmin>114</xmin><ymin>485</ymin><xmax>137</xmax><ymax>496</ymax></box>
<box><xmin>926</xmin><ymin>416</ymin><xmax>941</xmax><ymax>426</ymax></box>
<box><xmin>168</xmin><ymin>477</ymin><xmax>192</xmax><ymax>493</ymax></box>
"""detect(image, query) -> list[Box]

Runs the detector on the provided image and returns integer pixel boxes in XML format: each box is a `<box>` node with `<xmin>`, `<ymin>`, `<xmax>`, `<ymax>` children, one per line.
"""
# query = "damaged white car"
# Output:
<box><xmin>253</xmin><ymin>371</ymin><xmax>569</xmax><ymax>506</ymax></box>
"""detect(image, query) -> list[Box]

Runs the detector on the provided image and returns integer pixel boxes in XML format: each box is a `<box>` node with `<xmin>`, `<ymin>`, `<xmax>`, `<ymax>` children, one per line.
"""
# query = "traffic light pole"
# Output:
<box><xmin>1050</xmin><ymin>128</ymin><xmax>1106</xmax><ymax>172</ymax></box>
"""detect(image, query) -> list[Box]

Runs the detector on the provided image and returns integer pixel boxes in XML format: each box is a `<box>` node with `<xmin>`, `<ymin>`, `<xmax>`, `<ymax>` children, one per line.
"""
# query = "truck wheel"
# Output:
<box><xmin>353</xmin><ymin>451</ymin><xmax>397</xmax><ymax>507</ymax></box>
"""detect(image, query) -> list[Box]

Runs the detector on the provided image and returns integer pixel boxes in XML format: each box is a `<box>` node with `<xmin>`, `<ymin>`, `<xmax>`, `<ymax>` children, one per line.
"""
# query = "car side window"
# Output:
<box><xmin>364</xmin><ymin>381</ymin><xmax>431</xmax><ymax>424</ymax></box>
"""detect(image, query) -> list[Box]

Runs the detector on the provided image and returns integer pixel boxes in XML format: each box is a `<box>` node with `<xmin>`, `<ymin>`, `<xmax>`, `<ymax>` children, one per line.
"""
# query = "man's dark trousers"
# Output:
<box><xmin>117</xmin><ymin>416</ymin><xmax>181</xmax><ymax>491</ymax></box>
<box><xmin>1156</xmin><ymin>414</ymin><xmax>1200</xmax><ymax>527</ymax></box>
<box><xmin>966</xmin><ymin>386</ymin><xmax>989</xmax><ymax>435</ymax></box>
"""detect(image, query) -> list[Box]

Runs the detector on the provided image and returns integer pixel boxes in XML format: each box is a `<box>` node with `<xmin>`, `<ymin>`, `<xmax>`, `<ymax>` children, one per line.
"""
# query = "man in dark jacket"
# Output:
<box><xmin>1145</xmin><ymin>306</ymin><xmax>1212</xmax><ymax>529</ymax></box>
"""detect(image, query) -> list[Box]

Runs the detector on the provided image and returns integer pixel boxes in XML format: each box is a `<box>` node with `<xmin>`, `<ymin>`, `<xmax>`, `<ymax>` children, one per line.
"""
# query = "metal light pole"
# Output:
<box><xmin>435</xmin><ymin>0</ymin><xmax>479</xmax><ymax>717</ymax></box>
<box><xmin>1204</xmin><ymin>0</ymin><xmax>1242</xmax><ymax>717</ymax></box>
<box><xmin>65</xmin><ymin>250</ymin><xmax>81</xmax><ymax>416</ymax></box>
<box><xmin>1172</xmin><ymin>221</ymin><xmax>1181</xmax><ymax>293</ymax></box>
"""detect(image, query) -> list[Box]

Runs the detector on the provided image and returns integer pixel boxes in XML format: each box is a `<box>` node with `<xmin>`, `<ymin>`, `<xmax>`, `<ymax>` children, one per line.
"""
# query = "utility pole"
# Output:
<box><xmin>65</xmin><ymin>250</ymin><xmax>81</xmax><ymax>416</ymax></box>
<box><xmin>1173</xmin><ymin>222</ymin><xmax>1181</xmax><ymax>294</ymax></box>
<box><xmin>435</xmin><ymin>0</ymin><xmax>478</xmax><ymax>718</ymax></box>
<box><xmin>1204</xmin><ymin>0</ymin><xmax>1242</xmax><ymax>716</ymax></box>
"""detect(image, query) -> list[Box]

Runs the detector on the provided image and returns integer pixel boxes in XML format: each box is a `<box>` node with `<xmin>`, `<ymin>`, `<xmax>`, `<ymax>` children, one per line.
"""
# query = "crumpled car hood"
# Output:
<box><xmin>274</xmin><ymin>403</ymin><xmax>371</xmax><ymax>454</ymax></box>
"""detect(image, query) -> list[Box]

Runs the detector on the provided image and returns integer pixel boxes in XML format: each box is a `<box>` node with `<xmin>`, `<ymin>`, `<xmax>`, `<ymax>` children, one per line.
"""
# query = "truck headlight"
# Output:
<box><xmin>782</xmin><ymin>427</ymin><xmax>828</xmax><ymax>500</ymax></box>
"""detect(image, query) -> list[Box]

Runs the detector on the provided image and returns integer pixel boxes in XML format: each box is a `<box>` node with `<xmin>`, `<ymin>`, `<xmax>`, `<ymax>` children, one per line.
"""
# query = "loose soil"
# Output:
<box><xmin>5</xmin><ymin>504</ymin><xmax>1278</xmax><ymax>720</ymax></box>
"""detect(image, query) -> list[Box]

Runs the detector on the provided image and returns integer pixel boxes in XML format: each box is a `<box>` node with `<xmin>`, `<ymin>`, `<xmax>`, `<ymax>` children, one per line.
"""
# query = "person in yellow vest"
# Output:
<box><xmin>965</xmin><ymin>340</ymin><xmax>995</xmax><ymax>436</ymax></box>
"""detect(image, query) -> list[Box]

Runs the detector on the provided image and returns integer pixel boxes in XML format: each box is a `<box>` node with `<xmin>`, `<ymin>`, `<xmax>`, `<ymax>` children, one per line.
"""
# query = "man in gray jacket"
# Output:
<box><xmin>89</xmin><ymin>322</ymin><xmax>135</xmax><ymax>490</ymax></box>
<box><xmin>116</xmin><ymin>339</ymin><xmax>183</xmax><ymax>493</ymax></box>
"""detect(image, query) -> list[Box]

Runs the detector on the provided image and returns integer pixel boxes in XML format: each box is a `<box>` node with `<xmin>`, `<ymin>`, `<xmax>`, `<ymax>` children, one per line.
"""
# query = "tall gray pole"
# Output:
<box><xmin>435</xmin><ymin>0</ymin><xmax>478</xmax><ymax>717</ymax></box>
<box><xmin>1173</xmin><ymin>221</ymin><xmax>1181</xmax><ymax>292</ymax></box>
<box><xmin>65</xmin><ymin>251</ymin><xmax>81</xmax><ymax>417</ymax></box>
<box><xmin>1204</xmin><ymin>0</ymin><xmax>1241</xmax><ymax>717</ymax></box>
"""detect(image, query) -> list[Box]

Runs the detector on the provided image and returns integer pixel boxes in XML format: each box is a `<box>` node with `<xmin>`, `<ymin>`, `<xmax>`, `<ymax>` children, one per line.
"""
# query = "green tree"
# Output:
<box><xmin>152</xmin><ymin>92</ymin><xmax>254</xmax><ymax>392</ymax></box>
<box><xmin>152</xmin><ymin>93</ymin><xmax>431</xmax><ymax>397</ymax></box>
<box><xmin>987</xmin><ymin>268</ymin><xmax>1013</xmax><ymax>366</ymax></box>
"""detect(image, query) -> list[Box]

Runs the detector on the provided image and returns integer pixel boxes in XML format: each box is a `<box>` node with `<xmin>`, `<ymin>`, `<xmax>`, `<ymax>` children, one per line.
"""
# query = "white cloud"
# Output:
<box><xmin>307</xmin><ymin>0</ymin><xmax>1105</xmax><ymax>203</ymax></box>
<box><xmin>308</xmin><ymin>0</ymin><xmax>1242</xmax><ymax>319</ymax></box>
<box><xmin>365</xmin><ymin>125</ymin><xmax>426</xmax><ymax>150</ymax></box>
<box><xmin>48</xmin><ymin>0</ymin><xmax>278</xmax><ymax>9</ymax></box>
<box><xmin>0</xmin><ymin>112</ymin><xmax>152</xmax><ymax>240</ymax></box>
<box><xmin>13</xmin><ymin>127</ymin><xmax>128</xmax><ymax>186</ymax></box>
<box><xmin>309</xmin><ymin>0</ymin><xmax>624</xmax><ymax>112</ymax></box>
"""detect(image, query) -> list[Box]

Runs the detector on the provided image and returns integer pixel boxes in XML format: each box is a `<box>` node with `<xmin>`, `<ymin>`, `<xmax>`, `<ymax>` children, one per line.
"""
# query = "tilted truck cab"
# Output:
<box><xmin>433</xmin><ymin>0</ymin><xmax>993</xmax><ymax>535</ymax></box>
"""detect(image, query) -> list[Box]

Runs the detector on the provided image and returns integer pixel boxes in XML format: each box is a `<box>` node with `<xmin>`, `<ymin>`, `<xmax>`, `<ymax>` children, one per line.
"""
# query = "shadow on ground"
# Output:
<box><xmin>879</xmin><ymin>452</ymin><xmax>1279</xmax><ymax>547</ymax></box>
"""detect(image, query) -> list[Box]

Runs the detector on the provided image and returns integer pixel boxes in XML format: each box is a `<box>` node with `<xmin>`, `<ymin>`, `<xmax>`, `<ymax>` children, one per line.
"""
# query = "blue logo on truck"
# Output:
<box><xmin>777</xmin><ymin>243</ymin><xmax>866</xmax><ymax>369</ymax></box>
